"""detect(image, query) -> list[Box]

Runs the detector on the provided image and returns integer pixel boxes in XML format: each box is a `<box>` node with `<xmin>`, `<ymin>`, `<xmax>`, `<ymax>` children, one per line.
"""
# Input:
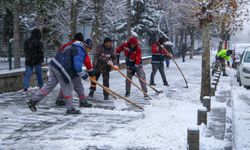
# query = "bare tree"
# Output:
<box><xmin>70</xmin><ymin>0</ymin><xmax>77</xmax><ymax>40</ymax></box>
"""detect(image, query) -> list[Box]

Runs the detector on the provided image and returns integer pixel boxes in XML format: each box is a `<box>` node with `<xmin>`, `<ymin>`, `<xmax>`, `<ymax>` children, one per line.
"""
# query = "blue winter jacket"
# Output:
<box><xmin>51</xmin><ymin>41</ymin><xmax>86</xmax><ymax>83</ymax></box>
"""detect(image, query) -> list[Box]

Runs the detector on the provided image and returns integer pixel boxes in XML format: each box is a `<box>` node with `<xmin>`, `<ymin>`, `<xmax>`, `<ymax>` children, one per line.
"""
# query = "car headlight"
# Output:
<box><xmin>243</xmin><ymin>67</ymin><xmax>250</xmax><ymax>74</ymax></box>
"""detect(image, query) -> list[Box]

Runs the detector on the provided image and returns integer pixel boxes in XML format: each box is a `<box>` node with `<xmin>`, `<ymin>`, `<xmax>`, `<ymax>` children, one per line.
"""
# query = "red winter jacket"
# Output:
<box><xmin>58</xmin><ymin>40</ymin><xmax>93</xmax><ymax>71</ymax></box>
<box><xmin>115</xmin><ymin>42</ymin><xmax>142</xmax><ymax>67</ymax></box>
<box><xmin>151</xmin><ymin>43</ymin><xmax>169</xmax><ymax>63</ymax></box>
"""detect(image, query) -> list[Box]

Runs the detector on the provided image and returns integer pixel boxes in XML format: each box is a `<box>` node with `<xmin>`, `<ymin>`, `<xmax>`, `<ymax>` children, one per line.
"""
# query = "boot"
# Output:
<box><xmin>124</xmin><ymin>92</ymin><xmax>130</xmax><ymax>97</ymax></box>
<box><xmin>23</xmin><ymin>89</ymin><xmax>28</xmax><ymax>95</ymax></box>
<box><xmin>104</xmin><ymin>96</ymin><xmax>109</xmax><ymax>100</ymax></box>
<box><xmin>89</xmin><ymin>89</ymin><xmax>94</xmax><ymax>97</ymax></box>
<box><xmin>55</xmin><ymin>100</ymin><xmax>65</xmax><ymax>106</ymax></box>
<box><xmin>66</xmin><ymin>108</ymin><xmax>81</xmax><ymax>115</ymax></box>
<box><xmin>144</xmin><ymin>94</ymin><xmax>150</xmax><ymax>100</ymax></box>
<box><xmin>149</xmin><ymin>82</ymin><xmax>156</xmax><ymax>86</ymax></box>
<box><xmin>223</xmin><ymin>70</ymin><xmax>228</xmax><ymax>76</ymax></box>
<box><xmin>79</xmin><ymin>100</ymin><xmax>92</xmax><ymax>107</ymax></box>
<box><xmin>164</xmin><ymin>82</ymin><xmax>169</xmax><ymax>86</ymax></box>
<box><xmin>26</xmin><ymin>99</ymin><xmax>37</xmax><ymax>112</ymax></box>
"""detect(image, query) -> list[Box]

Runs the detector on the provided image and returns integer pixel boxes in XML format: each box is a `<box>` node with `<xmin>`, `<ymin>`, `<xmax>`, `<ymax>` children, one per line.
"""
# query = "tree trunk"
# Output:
<box><xmin>189</xmin><ymin>27</ymin><xmax>195</xmax><ymax>59</ymax></box>
<box><xmin>69</xmin><ymin>0</ymin><xmax>77</xmax><ymax>40</ymax></box>
<box><xmin>175</xmin><ymin>34</ymin><xmax>178</xmax><ymax>51</ymax></box>
<box><xmin>36</xmin><ymin>1</ymin><xmax>45</xmax><ymax>30</ymax></box>
<box><xmin>13</xmin><ymin>0</ymin><xmax>21</xmax><ymax>69</ymax></box>
<box><xmin>180</xmin><ymin>30</ymin><xmax>184</xmax><ymax>46</ymax></box>
<box><xmin>218</xmin><ymin>41</ymin><xmax>223</xmax><ymax>52</ymax></box>
<box><xmin>92</xmin><ymin>0</ymin><xmax>105</xmax><ymax>52</ymax></box>
<box><xmin>127</xmin><ymin>0</ymin><xmax>131</xmax><ymax>37</ymax></box>
<box><xmin>184</xmin><ymin>31</ymin><xmax>188</xmax><ymax>45</ymax></box>
<box><xmin>200</xmin><ymin>21</ymin><xmax>211</xmax><ymax>101</ymax></box>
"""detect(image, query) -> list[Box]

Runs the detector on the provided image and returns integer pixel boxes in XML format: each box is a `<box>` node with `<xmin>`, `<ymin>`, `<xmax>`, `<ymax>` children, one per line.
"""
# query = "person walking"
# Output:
<box><xmin>150</xmin><ymin>37</ymin><xmax>170</xmax><ymax>86</ymax></box>
<box><xmin>212</xmin><ymin>49</ymin><xmax>233</xmax><ymax>76</ymax></box>
<box><xmin>164</xmin><ymin>38</ymin><xmax>173</xmax><ymax>68</ymax></box>
<box><xmin>23</xmin><ymin>29</ymin><xmax>44</xmax><ymax>93</ymax></box>
<box><xmin>181</xmin><ymin>43</ymin><xmax>187</xmax><ymax>62</ymax></box>
<box><xmin>115</xmin><ymin>36</ymin><xmax>148</xmax><ymax>98</ymax></box>
<box><xmin>26</xmin><ymin>33</ymin><xmax>94</xmax><ymax>115</ymax></box>
<box><xmin>89</xmin><ymin>37</ymin><xmax>119</xmax><ymax>100</ymax></box>
<box><xmin>55</xmin><ymin>38</ymin><xmax>94</xmax><ymax>108</ymax></box>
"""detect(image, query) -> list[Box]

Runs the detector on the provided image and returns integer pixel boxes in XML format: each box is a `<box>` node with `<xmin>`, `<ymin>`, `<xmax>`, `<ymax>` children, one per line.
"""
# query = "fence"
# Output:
<box><xmin>0</xmin><ymin>41</ymin><xmax>151</xmax><ymax>71</ymax></box>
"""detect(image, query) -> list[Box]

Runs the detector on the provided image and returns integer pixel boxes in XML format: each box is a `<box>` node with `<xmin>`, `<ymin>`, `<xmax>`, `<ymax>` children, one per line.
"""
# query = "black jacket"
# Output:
<box><xmin>24</xmin><ymin>38</ymin><xmax>44</xmax><ymax>66</ymax></box>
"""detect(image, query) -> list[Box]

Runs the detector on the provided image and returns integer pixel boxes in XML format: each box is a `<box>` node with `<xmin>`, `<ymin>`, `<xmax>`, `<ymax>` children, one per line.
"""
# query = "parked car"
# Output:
<box><xmin>237</xmin><ymin>48</ymin><xmax>250</xmax><ymax>87</ymax></box>
<box><xmin>232</xmin><ymin>43</ymin><xmax>250</xmax><ymax>69</ymax></box>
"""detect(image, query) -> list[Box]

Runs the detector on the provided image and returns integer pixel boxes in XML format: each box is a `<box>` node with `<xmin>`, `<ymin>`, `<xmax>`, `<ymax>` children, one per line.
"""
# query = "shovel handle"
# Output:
<box><xmin>89</xmin><ymin>77</ymin><xmax>144</xmax><ymax>110</ymax></box>
<box><xmin>112</xmin><ymin>65</ymin><xmax>149</xmax><ymax>97</ymax></box>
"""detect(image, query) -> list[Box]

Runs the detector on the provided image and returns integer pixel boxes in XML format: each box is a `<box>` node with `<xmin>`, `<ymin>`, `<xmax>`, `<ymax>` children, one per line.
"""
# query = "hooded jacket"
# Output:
<box><xmin>24</xmin><ymin>29</ymin><xmax>44</xmax><ymax>66</ymax></box>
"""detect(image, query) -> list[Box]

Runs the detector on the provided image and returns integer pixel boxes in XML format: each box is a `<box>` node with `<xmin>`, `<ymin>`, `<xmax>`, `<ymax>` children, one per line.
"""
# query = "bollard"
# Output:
<box><xmin>211</xmin><ymin>85</ymin><xmax>216</xmax><ymax>96</ymax></box>
<box><xmin>215</xmin><ymin>71</ymin><xmax>221</xmax><ymax>77</ymax></box>
<box><xmin>197</xmin><ymin>107</ymin><xmax>207</xmax><ymax>125</ymax></box>
<box><xmin>211</xmin><ymin>80</ymin><xmax>217</xmax><ymax>90</ymax></box>
<box><xmin>187</xmin><ymin>127</ymin><xmax>199</xmax><ymax>150</ymax></box>
<box><xmin>203</xmin><ymin>96</ymin><xmax>211</xmax><ymax>112</ymax></box>
<box><xmin>213</xmin><ymin>76</ymin><xmax>219</xmax><ymax>83</ymax></box>
<box><xmin>215</xmin><ymin>73</ymin><xmax>220</xmax><ymax>79</ymax></box>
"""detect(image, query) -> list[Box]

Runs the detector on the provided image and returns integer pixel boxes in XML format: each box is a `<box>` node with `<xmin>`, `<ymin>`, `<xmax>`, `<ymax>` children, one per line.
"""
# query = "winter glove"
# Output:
<box><xmin>89</xmin><ymin>76</ymin><xmax>96</xmax><ymax>82</ymax></box>
<box><xmin>130</xmin><ymin>66</ymin><xmax>137</xmax><ymax>76</ymax></box>
<box><xmin>78</xmin><ymin>70</ymin><xmax>89</xmax><ymax>80</ymax></box>
<box><xmin>108</xmin><ymin>60</ymin><xmax>113</xmax><ymax>66</ymax></box>
<box><xmin>88</xmin><ymin>70</ymin><xmax>96</xmax><ymax>77</ymax></box>
<box><xmin>112</xmin><ymin>65</ymin><xmax>119</xmax><ymax>71</ymax></box>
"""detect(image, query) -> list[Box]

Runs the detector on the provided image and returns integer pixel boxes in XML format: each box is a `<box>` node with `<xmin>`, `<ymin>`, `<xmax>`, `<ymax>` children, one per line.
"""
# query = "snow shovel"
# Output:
<box><xmin>161</xmin><ymin>48</ymin><xmax>188</xmax><ymax>88</ymax></box>
<box><xmin>126</xmin><ymin>67</ymin><xmax>163</xmax><ymax>95</ymax></box>
<box><xmin>109</xmin><ymin>64</ymin><xmax>151</xmax><ymax>99</ymax></box>
<box><xmin>89</xmin><ymin>77</ymin><xmax>144</xmax><ymax>110</ymax></box>
<box><xmin>157</xmin><ymin>19</ymin><xmax>188</xmax><ymax>88</ymax></box>
<box><xmin>115</xmin><ymin>69</ymin><xmax>151</xmax><ymax>99</ymax></box>
<box><xmin>171</xmin><ymin>58</ymin><xmax>189</xmax><ymax>88</ymax></box>
<box><xmin>135</xmin><ymin>74</ymin><xmax>163</xmax><ymax>95</ymax></box>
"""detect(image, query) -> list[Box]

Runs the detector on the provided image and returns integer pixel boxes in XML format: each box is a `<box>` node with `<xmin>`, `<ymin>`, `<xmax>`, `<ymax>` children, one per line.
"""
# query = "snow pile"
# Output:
<box><xmin>111</xmin><ymin>94</ymin><xmax>200</xmax><ymax>149</ymax></box>
<box><xmin>113</xmin><ymin>98</ymin><xmax>128</xmax><ymax>110</ymax></box>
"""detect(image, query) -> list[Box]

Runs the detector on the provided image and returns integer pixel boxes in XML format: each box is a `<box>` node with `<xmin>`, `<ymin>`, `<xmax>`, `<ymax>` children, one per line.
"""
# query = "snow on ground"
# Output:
<box><xmin>230</xmin><ymin>69</ymin><xmax>250</xmax><ymax>150</ymax></box>
<box><xmin>0</xmin><ymin>56</ymin><xmax>202</xmax><ymax>149</ymax></box>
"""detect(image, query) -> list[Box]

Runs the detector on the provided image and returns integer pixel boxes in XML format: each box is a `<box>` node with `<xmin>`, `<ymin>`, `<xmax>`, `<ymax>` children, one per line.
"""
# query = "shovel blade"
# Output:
<box><xmin>155</xmin><ymin>90</ymin><xmax>163</xmax><ymax>95</ymax></box>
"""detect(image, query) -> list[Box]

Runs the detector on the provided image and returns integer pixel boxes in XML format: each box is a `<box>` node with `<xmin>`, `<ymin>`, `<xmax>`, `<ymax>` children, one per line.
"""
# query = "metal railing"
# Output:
<box><xmin>0</xmin><ymin>43</ymin><xmax>151</xmax><ymax>71</ymax></box>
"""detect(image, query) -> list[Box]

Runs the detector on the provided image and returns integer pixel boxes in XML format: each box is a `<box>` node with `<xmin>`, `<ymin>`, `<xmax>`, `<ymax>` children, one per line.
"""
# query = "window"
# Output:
<box><xmin>244</xmin><ymin>51</ymin><xmax>250</xmax><ymax>62</ymax></box>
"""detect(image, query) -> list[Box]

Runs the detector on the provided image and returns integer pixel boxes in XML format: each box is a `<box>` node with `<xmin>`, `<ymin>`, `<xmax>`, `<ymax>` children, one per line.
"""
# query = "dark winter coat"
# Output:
<box><xmin>94</xmin><ymin>44</ymin><xmax>116</xmax><ymax>72</ymax></box>
<box><xmin>24</xmin><ymin>29</ymin><xmax>44</xmax><ymax>66</ymax></box>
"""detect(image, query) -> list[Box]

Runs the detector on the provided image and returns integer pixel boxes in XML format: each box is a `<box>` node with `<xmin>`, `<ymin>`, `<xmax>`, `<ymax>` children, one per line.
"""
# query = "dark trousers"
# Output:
<box><xmin>150</xmin><ymin>63</ymin><xmax>168</xmax><ymax>84</ymax></box>
<box><xmin>90</xmin><ymin>70</ymin><xmax>110</xmax><ymax>97</ymax></box>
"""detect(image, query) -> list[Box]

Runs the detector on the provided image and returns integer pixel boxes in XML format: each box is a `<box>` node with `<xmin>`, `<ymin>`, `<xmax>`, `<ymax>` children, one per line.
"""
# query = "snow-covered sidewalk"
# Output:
<box><xmin>0</xmin><ymin>56</ymin><xmax>203</xmax><ymax>149</ymax></box>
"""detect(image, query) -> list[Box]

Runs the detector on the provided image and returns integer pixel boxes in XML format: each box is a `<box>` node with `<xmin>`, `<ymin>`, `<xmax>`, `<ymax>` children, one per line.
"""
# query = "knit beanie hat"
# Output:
<box><xmin>104</xmin><ymin>37</ymin><xmax>113</xmax><ymax>43</ymax></box>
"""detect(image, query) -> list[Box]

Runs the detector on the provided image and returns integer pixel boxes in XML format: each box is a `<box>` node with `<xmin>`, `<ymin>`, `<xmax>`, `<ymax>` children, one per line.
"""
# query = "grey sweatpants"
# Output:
<box><xmin>57</xmin><ymin>76</ymin><xmax>86</xmax><ymax>102</ymax></box>
<box><xmin>32</xmin><ymin>65</ymin><xmax>75</xmax><ymax>110</ymax></box>
<box><xmin>126</xmin><ymin>66</ymin><xmax>147</xmax><ymax>95</ymax></box>
<box><xmin>150</xmin><ymin>63</ymin><xmax>168</xmax><ymax>84</ymax></box>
